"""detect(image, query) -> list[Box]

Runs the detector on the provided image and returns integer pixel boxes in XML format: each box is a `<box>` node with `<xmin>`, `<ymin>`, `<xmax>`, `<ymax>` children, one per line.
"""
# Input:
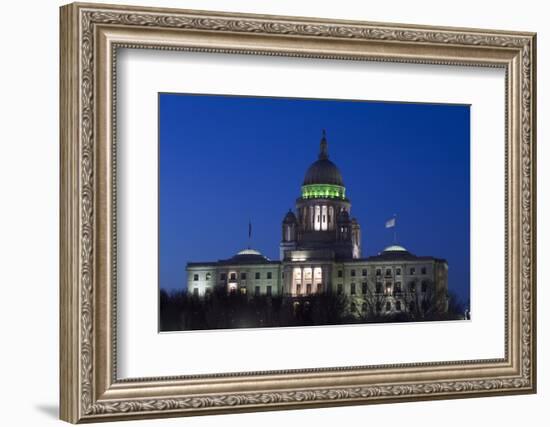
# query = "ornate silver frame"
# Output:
<box><xmin>60</xmin><ymin>2</ymin><xmax>537</xmax><ymax>423</ymax></box>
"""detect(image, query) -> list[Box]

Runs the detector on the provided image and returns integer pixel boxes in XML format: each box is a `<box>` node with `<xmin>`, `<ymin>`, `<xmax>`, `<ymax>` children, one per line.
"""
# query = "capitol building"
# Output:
<box><xmin>186</xmin><ymin>132</ymin><xmax>449</xmax><ymax>318</ymax></box>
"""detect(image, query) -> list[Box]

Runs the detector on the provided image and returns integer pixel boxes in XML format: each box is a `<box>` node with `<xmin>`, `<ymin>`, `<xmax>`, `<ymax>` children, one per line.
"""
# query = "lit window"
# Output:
<box><xmin>350</xmin><ymin>283</ymin><xmax>356</xmax><ymax>295</ymax></box>
<box><xmin>314</xmin><ymin>267</ymin><xmax>322</xmax><ymax>281</ymax></box>
<box><xmin>240</xmin><ymin>287</ymin><xmax>247</xmax><ymax>295</ymax></box>
<box><xmin>385</xmin><ymin>282</ymin><xmax>392</xmax><ymax>295</ymax></box>
<box><xmin>193</xmin><ymin>274</ymin><xmax>199</xmax><ymax>281</ymax></box>
<box><xmin>314</xmin><ymin>205</ymin><xmax>321</xmax><ymax>231</ymax></box>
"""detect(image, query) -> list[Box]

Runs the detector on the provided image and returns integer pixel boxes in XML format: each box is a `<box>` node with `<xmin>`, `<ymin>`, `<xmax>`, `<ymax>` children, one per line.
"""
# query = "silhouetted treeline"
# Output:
<box><xmin>159</xmin><ymin>287</ymin><xmax>467</xmax><ymax>331</ymax></box>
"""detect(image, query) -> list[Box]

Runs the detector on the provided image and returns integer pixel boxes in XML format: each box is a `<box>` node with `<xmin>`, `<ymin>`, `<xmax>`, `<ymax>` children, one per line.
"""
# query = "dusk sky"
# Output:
<box><xmin>159</xmin><ymin>93</ymin><xmax>470</xmax><ymax>304</ymax></box>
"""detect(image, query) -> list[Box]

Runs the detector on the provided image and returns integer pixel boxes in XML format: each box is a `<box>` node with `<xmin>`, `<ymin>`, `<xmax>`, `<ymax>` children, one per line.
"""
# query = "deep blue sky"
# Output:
<box><xmin>159</xmin><ymin>93</ymin><xmax>470</xmax><ymax>304</ymax></box>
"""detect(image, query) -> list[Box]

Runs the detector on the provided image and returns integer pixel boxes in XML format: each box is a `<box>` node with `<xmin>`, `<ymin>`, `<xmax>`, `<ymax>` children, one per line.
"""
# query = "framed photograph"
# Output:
<box><xmin>60</xmin><ymin>2</ymin><xmax>537</xmax><ymax>423</ymax></box>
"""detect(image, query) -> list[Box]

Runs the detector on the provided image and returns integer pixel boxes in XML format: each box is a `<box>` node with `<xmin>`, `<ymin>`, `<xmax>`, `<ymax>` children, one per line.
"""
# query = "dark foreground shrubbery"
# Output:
<box><xmin>159</xmin><ymin>288</ymin><xmax>466</xmax><ymax>331</ymax></box>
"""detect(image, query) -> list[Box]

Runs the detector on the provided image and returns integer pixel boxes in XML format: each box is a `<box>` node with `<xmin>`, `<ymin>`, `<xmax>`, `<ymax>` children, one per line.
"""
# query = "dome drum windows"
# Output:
<box><xmin>301</xmin><ymin>184</ymin><xmax>346</xmax><ymax>200</ymax></box>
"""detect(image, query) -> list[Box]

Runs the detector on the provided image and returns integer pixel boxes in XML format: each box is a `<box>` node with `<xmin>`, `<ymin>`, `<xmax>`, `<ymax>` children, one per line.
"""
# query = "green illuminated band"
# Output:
<box><xmin>301</xmin><ymin>184</ymin><xmax>346</xmax><ymax>199</ymax></box>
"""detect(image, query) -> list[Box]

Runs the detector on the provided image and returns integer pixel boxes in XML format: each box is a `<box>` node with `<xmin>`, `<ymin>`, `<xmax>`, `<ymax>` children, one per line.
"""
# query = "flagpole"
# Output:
<box><xmin>393</xmin><ymin>213</ymin><xmax>397</xmax><ymax>244</ymax></box>
<box><xmin>248</xmin><ymin>219</ymin><xmax>252</xmax><ymax>249</ymax></box>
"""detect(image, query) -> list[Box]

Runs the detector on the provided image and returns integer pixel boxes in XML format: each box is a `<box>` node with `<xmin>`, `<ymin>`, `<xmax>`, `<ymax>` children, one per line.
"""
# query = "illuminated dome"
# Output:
<box><xmin>372</xmin><ymin>244</ymin><xmax>415</xmax><ymax>260</ymax></box>
<box><xmin>383</xmin><ymin>245</ymin><xmax>408</xmax><ymax>252</ymax></box>
<box><xmin>237</xmin><ymin>249</ymin><xmax>262</xmax><ymax>256</ymax></box>
<box><xmin>229</xmin><ymin>248</ymin><xmax>271</xmax><ymax>263</ymax></box>
<box><xmin>303</xmin><ymin>159</ymin><xmax>344</xmax><ymax>186</ymax></box>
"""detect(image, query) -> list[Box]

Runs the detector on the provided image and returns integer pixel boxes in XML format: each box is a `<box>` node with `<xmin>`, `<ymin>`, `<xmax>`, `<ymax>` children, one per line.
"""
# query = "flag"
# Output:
<box><xmin>385</xmin><ymin>217</ymin><xmax>396</xmax><ymax>228</ymax></box>
<box><xmin>248</xmin><ymin>220</ymin><xmax>252</xmax><ymax>239</ymax></box>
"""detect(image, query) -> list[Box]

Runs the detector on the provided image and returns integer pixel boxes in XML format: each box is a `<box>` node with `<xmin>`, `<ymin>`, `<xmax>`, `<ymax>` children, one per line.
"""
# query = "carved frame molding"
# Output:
<box><xmin>60</xmin><ymin>2</ymin><xmax>536</xmax><ymax>423</ymax></box>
